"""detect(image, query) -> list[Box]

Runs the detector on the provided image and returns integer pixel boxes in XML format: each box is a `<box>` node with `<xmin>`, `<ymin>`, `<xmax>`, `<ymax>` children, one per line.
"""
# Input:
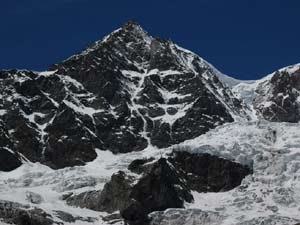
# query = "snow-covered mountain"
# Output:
<box><xmin>0</xmin><ymin>21</ymin><xmax>300</xmax><ymax>225</ymax></box>
<box><xmin>232</xmin><ymin>63</ymin><xmax>300</xmax><ymax>122</ymax></box>
<box><xmin>0</xmin><ymin>21</ymin><xmax>250</xmax><ymax>170</ymax></box>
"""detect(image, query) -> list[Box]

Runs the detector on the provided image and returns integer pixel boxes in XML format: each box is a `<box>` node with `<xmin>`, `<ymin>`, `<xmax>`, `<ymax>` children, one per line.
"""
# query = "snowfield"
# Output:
<box><xmin>1</xmin><ymin>120</ymin><xmax>300</xmax><ymax>224</ymax></box>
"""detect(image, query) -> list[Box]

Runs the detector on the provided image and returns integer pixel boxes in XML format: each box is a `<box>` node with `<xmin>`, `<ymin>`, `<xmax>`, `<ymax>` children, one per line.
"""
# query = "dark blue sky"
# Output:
<box><xmin>0</xmin><ymin>0</ymin><xmax>299</xmax><ymax>80</ymax></box>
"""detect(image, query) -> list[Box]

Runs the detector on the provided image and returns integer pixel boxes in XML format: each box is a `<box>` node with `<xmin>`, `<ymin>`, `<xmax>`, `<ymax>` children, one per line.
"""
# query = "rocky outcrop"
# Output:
<box><xmin>0</xmin><ymin>121</ymin><xmax>23</xmax><ymax>172</ymax></box>
<box><xmin>235</xmin><ymin>215</ymin><xmax>300</xmax><ymax>225</ymax></box>
<box><xmin>0</xmin><ymin>70</ymin><xmax>102</xmax><ymax>169</ymax></box>
<box><xmin>0</xmin><ymin>200</ymin><xmax>55</xmax><ymax>225</ymax></box>
<box><xmin>0</xmin><ymin>147</ymin><xmax>22</xmax><ymax>172</ymax></box>
<box><xmin>0</xmin><ymin>200</ymin><xmax>96</xmax><ymax>225</ymax></box>
<box><xmin>169</xmin><ymin>151</ymin><xmax>252</xmax><ymax>192</ymax></box>
<box><xmin>65</xmin><ymin>157</ymin><xmax>193</xmax><ymax>225</ymax></box>
<box><xmin>127</xmin><ymin>157</ymin><xmax>155</xmax><ymax>174</ymax></box>
<box><xmin>97</xmin><ymin>171</ymin><xmax>134</xmax><ymax>213</ymax></box>
<box><xmin>53</xmin><ymin>210</ymin><xmax>96</xmax><ymax>223</ymax></box>
<box><xmin>66</xmin><ymin>190</ymin><xmax>101</xmax><ymax>211</ymax></box>
<box><xmin>150</xmin><ymin>209</ymin><xmax>224</xmax><ymax>225</ymax></box>
<box><xmin>121</xmin><ymin>157</ymin><xmax>194</xmax><ymax>224</ymax></box>
<box><xmin>254</xmin><ymin>64</ymin><xmax>300</xmax><ymax>122</ymax></box>
<box><xmin>43</xmin><ymin>103</ymin><xmax>99</xmax><ymax>169</ymax></box>
<box><xmin>65</xmin><ymin>151</ymin><xmax>251</xmax><ymax>225</ymax></box>
<box><xmin>128</xmin><ymin>158</ymin><xmax>193</xmax><ymax>212</ymax></box>
<box><xmin>67</xmin><ymin>171</ymin><xmax>134</xmax><ymax>213</ymax></box>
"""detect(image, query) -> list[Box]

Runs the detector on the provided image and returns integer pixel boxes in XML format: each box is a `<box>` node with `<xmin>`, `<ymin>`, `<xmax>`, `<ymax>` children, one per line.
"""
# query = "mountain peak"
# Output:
<box><xmin>122</xmin><ymin>20</ymin><xmax>142</xmax><ymax>30</ymax></box>
<box><xmin>278</xmin><ymin>63</ymin><xmax>300</xmax><ymax>75</ymax></box>
<box><xmin>60</xmin><ymin>20</ymin><xmax>152</xmax><ymax>62</ymax></box>
<box><xmin>119</xmin><ymin>20</ymin><xmax>152</xmax><ymax>43</ymax></box>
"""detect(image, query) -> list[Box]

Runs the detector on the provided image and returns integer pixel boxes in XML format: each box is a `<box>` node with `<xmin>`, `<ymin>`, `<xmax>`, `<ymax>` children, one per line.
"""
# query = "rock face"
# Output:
<box><xmin>0</xmin><ymin>70</ymin><xmax>101</xmax><ymax>169</ymax></box>
<box><xmin>169</xmin><ymin>151</ymin><xmax>252</xmax><ymax>192</ymax></box>
<box><xmin>65</xmin><ymin>151</ymin><xmax>251</xmax><ymax>225</ymax></box>
<box><xmin>253</xmin><ymin>64</ymin><xmax>300</xmax><ymax>122</ymax></box>
<box><xmin>0</xmin><ymin>21</ymin><xmax>250</xmax><ymax>170</ymax></box>
<box><xmin>0</xmin><ymin>147</ymin><xmax>22</xmax><ymax>172</ymax></box>
<box><xmin>122</xmin><ymin>157</ymin><xmax>193</xmax><ymax>225</ymax></box>
<box><xmin>66</xmin><ymin>190</ymin><xmax>101</xmax><ymax>211</ymax></box>
<box><xmin>150</xmin><ymin>209</ymin><xmax>224</xmax><ymax>225</ymax></box>
<box><xmin>0</xmin><ymin>200</ymin><xmax>55</xmax><ymax>225</ymax></box>
<box><xmin>66</xmin><ymin>171</ymin><xmax>134</xmax><ymax>213</ymax></box>
<box><xmin>97</xmin><ymin>171</ymin><xmax>134</xmax><ymax>213</ymax></box>
<box><xmin>53</xmin><ymin>210</ymin><xmax>96</xmax><ymax>223</ymax></box>
<box><xmin>0</xmin><ymin>121</ymin><xmax>22</xmax><ymax>172</ymax></box>
<box><xmin>0</xmin><ymin>200</ymin><xmax>95</xmax><ymax>225</ymax></box>
<box><xmin>129</xmin><ymin>158</ymin><xmax>193</xmax><ymax>210</ymax></box>
<box><xmin>127</xmin><ymin>157</ymin><xmax>155</xmax><ymax>174</ymax></box>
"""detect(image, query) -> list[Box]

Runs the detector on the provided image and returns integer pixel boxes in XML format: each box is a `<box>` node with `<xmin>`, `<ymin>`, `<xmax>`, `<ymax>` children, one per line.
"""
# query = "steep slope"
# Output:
<box><xmin>50</xmin><ymin>21</ymin><xmax>251</xmax><ymax>147</ymax></box>
<box><xmin>232</xmin><ymin>64</ymin><xmax>300</xmax><ymax>122</ymax></box>
<box><xmin>253</xmin><ymin>64</ymin><xmax>300</xmax><ymax>122</ymax></box>
<box><xmin>0</xmin><ymin>21</ymin><xmax>249</xmax><ymax>170</ymax></box>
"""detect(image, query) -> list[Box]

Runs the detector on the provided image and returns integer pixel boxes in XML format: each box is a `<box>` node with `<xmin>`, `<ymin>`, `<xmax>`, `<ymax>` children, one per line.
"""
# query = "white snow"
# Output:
<box><xmin>175</xmin><ymin>121</ymin><xmax>300</xmax><ymax>224</ymax></box>
<box><xmin>63</xmin><ymin>100</ymin><xmax>104</xmax><ymax>117</ymax></box>
<box><xmin>0</xmin><ymin>147</ymin><xmax>166</xmax><ymax>225</ymax></box>
<box><xmin>2</xmin><ymin>120</ymin><xmax>300</xmax><ymax>224</ymax></box>
<box><xmin>147</xmin><ymin>69</ymin><xmax>182</xmax><ymax>77</ymax></box>
<box><xmin>60</xmin><ymin>75</ymin><xmax>85</xmax><ymax>90</ymax></box>
<box><xmin>0</xmin><ymin>110</ymin><xmax>6</xmax><ymax>116</ymax></box>
<box><xmin>279</xmin><ymin>63</ymin><xmax>300</xmax><ymax>75</ymax></box>
<box><xmin>39</xmin><ymin>70</ymin><xmax>57</xmax><ymax>77</ymax></box>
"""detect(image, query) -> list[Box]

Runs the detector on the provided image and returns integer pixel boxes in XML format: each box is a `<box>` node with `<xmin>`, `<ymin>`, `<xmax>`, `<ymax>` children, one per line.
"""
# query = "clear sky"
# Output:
<box><xmin>0</xmin><ymin>0</ymin><xmax>299</xmax><ymax>80</ymax></box>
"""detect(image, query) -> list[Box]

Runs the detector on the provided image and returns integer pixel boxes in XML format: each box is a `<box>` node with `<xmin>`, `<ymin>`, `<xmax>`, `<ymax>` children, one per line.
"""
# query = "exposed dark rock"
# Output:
<box><xmin>169</xmin><ymin>151</ymin><xmax>252</xmax><ymax>192</ymax></box>
<box><xmin>44</xmin><ymin>104</ymin><xmax>99</xmax><ymax>169</ymax></box>
<box><xmin>150</xmin><ymin>122</ymin><xmax>172</xmax><ymax>148</ymax></box>
<box><xmin>54</xmin><ymin>211</ymin><xmax>76</xmax><ymax>223</ymax></box>
<box><xmin>166</xmin><ymin>107</ymin><xmax>177</xmax><ymax>115</ymax></box>
<box><xmin>150</xmin><ymin>208</ymin><xmax>224</xmax><ymax>225</ymax></box>
<box><xmin>171</xmin><ymin>90</ymin><xmax>233</xmax><ymax>145</ymax></box>
<box><xmin>96</xmin><ymin>171</ymin><xmax>134</xmax><ymax>213</ymax></box>
<box><xmin>102</xmin><ymin>213</ymin><xmax>123</xmax><ymax>223</ymax></box>
<box><xmin>148</xmin><ymin>106</ymin><xmax>165</xmax><ymax>118</ymax></box>
<box><xmin>4</xmin><ymin>111</ymin><xmax>42</xmax><ymax>163</ymax></box>
<box><xmin>0</xmin><ymin>147</ymin><xmax>22</xmax><ymax>172</ymax></box>
<box><xmin>121</xmin><ymin>200</ymin><xmax>149</xmax><ymax>225</ymax></box>
<box><xmin>54</xmin><ymin>210</ymin><xmax>96</xmax><ymax>223</ymax></box>
<box><xmin>122</xmin><ymin>157</ymin><xmax>193</xmax><ymax>225</ymax></box>
<box><xmin>0</xmin><ymin>121</ymin><xmax>12</xmax><ymax>148</ymax></box>
<box><xmin>66</xmin><ymin>190</ymin><xmax>101</xmax><ymax>211</ymax></box>
<box><xmin>66</xmin><ymin>171</ymin><xmax>134</xmax><ymax>213</ymax></box>
<box><xmin>254</xmin><ymin>66</ymin><xmax>300</xmax><ymax>122</ymax></box>
<box><xmin>47</xmin><ymin>21</ymin><xmax>246</xmax><ymax>153</ymax></box>
<box><xmin>65</xmin><ymin>150</ymin><xmax>251</xmax><ymax>225</ymax></box>
<box><xmin>65</xmin><ymin>157</ymin><xmax>193</xmax><ymax>221</ymax></box>
<box><xmin>128</xmin><ymin>157</ymin><xmax>155</xmax><ymax>174</ymax></box>
<box><xmin>60</xmin><ymin>192</ymin><xmax>73</xmax><ymax>201</ymax></box>
<box><xmin>129</xmin><ymin>158</ymin><xmax>193</xmax><ymax>213</ymax></box>
<box><xmin>15</xmin><ymin>79</ymin><xmax>42</xmax><ymax>97</ymax></box>
<box><xmin>0</xmin><ymin>200</ymin><xmax>57</xmax><ymax>225</ymax></box>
